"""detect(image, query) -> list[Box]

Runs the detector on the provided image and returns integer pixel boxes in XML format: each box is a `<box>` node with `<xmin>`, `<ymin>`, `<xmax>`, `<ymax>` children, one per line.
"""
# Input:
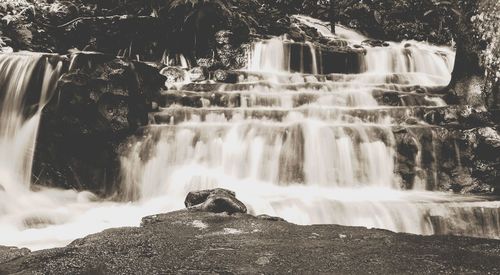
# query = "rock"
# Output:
<box><xmin>405</xmin><ymin>117</ymin><xmax>419</xmax><ymax>125</ymax></box>
<box><xmin>257</xmin><ymin>214</ymin><xmax>286</xmax><ymax>222</ymax></box>
<box><xmin>32</xmin><ymin>54</ymin><xmax>165</xmax><ymax>194</ymax></box>
<box><xmin>459</xmin><ymin>109</ymin><xmax>495</xmax><ymax>128</ymax></box>
<box><xmin>475</xmin><ymin>127</ymin><xmax>500</xmax><ymax>162</ymax></box>
<box><xmin>453</xmin><ymin>127</ymin><xmax>500</xmax><ymax>193</ymax></box>
<box><xmin>287</xmin><ymin>25</ymin><xmax>306</xmax><ymax>42</ymax></box>
<box><xmin>188</xmin><ymin>67</ymin><xmax>208</xmax><ymax>82</ymax></box>
<box><xmin>160</xmin><ymin>67</ymin><xmax>187</xmax><ymax>84</ymax></box>
<box><xmin>185</xmin><ymin>188</ymin><xmax>247</xmax><ymax>214</ymax></box>
<box><xmin>214</xmin><ymin>70</ymin><xmax>239</xmax><ymax>83</ymax></box>
<box><xmin>0</xmin><ymin>246</ymin><xmax>30</xmax><ymax>264</ymax></box>
<box><xmin>477</xmin><ymin>127</ymin><xmax>500</xmax><ymax>146</ymax></box>
<box><xmin>361</xmin><ymin>40</ymin><xmax>386</xmax><ymax>47</ymax></box>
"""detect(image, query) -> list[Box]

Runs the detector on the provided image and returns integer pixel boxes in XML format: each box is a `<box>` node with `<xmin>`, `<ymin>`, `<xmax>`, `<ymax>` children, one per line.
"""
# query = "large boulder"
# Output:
<box><xmin>32</xmin><ymin>52</ymin><xmax>165</xmax><ymax>195</ymax></box>
<box><xmin>185</xmin><ymin>188</ymin><xmax>247</xmax><ymax>214</ymax></box>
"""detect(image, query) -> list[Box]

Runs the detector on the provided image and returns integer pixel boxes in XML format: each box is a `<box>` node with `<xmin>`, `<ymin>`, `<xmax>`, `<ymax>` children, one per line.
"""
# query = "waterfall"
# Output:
<box><xmin>0</xmin><ymin>53</ymin><xmax>63</xmax><ymax>193</ymax></box>
<box><xmin>247</xmin><ymin>37</ymin><xmax>290</xmax><ymax>72</ymax></box>
<box><xmin>118</xmin><ymin>19</ymin><xmax>500</xmax><ymax>238</ymax></box>
<box><xmin>0</xmin><ymin>16</ymin><xmax>499</xmax><ymax>251</ymax></box>
<box><xmin>248</xmin><ymin>15</ymin><xmax>455</xmax><ymax>87</ymax></box>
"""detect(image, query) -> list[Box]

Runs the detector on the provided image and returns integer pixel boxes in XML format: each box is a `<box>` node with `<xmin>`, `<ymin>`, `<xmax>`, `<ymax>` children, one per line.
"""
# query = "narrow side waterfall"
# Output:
<box><xmin>0</xmin><ymin>53</ymin><xmax>63</xmax><ymax>193</ymax></box>
<box><xmin>247</xmin><ymin>37</ymin><xmax>290</xmax><ymax>72</ymax></box>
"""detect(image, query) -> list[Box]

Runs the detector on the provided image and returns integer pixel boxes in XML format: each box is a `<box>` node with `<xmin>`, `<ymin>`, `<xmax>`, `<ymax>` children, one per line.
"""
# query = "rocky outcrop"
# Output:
<box><xmin>32</xmin><ymin>52</ymin><xmax>165</xmax><ymax>194</ymax></box>
<box><xmin>1</xmin><ymin>210</ymin><xmax>500</xmax><ymax>274</ymax></box>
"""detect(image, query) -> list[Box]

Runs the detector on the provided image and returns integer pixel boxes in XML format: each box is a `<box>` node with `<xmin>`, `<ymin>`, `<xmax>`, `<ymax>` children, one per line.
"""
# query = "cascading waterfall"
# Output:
<box><xmin>0</xmin><ymin>16</ymin><xmax>499</xmax><ymax>251</ymax></box>
<box><xmin>119</xmin><ymin>17</ymin><xmax>499</xmax><ymax>238</ymax></box>
<box><xmin>249</xmin><ymin>15</ymin><xmax>455</xmax><ymax>85</ymax></box>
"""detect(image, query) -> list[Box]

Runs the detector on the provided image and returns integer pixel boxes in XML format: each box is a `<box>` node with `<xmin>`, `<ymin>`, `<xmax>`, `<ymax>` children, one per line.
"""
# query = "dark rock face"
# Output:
<box><xmin>2</xmin><ymin>210</ymin><xmax>500</xmax><ymax>274</ymax></box>
<box><xmin>394</xmin><ymin>124</ymin><xmax>500</xmax><ymax>194</ymax></box>
<box><xmin>459</xmin><ymin>127</ymin><xmax>500</xmax><ymax>193</ymax></box>
<box><xmin>185</xmin><ymin>188</ymin><xmax>247</xmax><ymax>214</ymax></box>
<box><xmin>32</xmin><ymin>52</ymin><xmax>165</xmax><ymax>194</ymax></box>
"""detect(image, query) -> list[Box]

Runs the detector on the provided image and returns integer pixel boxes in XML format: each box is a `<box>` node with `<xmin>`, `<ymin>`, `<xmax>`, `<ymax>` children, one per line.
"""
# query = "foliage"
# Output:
<box><xmin>0</xmin><ymin>0</ymin><xmax>83</xmax><ymax>51</ymax></box>
<box><xmin>324</xmin><ymin>0</ymin><xmax>463</xmax><ymax>44</ymax></box>
<box><xmin>0</xmin><ymin>0</ymin><xmax>35</xmax><ymax>49</ymax></box>
<box><xmin>471</xmin><ymin>0</ymin><xmax>500</xmax><ymax>107</ymax></box>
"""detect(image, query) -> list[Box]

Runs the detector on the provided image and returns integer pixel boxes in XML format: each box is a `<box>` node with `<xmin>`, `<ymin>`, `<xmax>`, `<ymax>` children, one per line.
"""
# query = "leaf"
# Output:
<box><xmin>374</xmin><ymin>10</ymin><xmax>382</xmax><ymax>24</ymax></box>
<box><xmin>424</xmin><ymin>10</ymin><xmax>434</xmax><ymax>17</ymax></box>
<box><xmin>450</xmin><ymin>8</ymin><xmax>462</xmax><ymax>17</ymax></box>
<box><xmin>437</xmin><ymin>1</ymin><xmax>453</xmax><ymax>6</ymax></box>
<box><xmin>2</xmin><ymin>14</ymin><xmax>17</xmax><ymax>25</ymax></box>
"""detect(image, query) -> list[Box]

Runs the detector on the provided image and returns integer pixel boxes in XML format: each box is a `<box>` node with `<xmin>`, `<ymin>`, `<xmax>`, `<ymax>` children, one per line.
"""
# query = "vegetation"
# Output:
<box><xmin>0</xmin><ymin>0</ymin><xmax>498</xmax><ymax>110</ymax></box>
<box><xmin>472</xmin><ymin>1</ymin><xmax>500</xmax><ymax>109</ymax></box>
<box><xmin>0</xmin><ymin>0</ymin><xmax>470</xmax><ymax>53</ymax></box>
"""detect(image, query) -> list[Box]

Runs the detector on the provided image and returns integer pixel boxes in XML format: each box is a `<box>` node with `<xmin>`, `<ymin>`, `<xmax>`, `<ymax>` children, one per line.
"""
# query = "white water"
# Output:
<box><xmin>250</xmin><ymin>15</ymin><xmax>455</xmax><ymax>87</ymax></box>
<box><xmin>119</xmin><ymin>18</ymin><xmax>499</xmax><ymax>241</ymax></box>
<box><xmin>0</xmin><ymin>18</ymin><xmax>499</xmax><ymax>251</ymax></box>
<box><xmin>0</xmin><ymin>53</ymin><xmax>169</xmax><ymax>250</ymax></box>
<box><xmin>0</xmin><ymin>54</ymin><xmax>60</xmax><ymax>190</ymax></box>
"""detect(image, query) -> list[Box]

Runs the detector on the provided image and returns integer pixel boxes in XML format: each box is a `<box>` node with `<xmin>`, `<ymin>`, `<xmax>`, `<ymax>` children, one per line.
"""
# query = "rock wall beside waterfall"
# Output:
<box><xmin>32</xmin><ymin>53</ymin><xmax>165</xmax><ymax>194</ymax></box>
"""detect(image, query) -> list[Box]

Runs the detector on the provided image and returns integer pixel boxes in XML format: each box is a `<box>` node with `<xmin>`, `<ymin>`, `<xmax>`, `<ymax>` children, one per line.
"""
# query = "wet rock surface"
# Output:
<box><xmin>1</xmin><ymin>210</ymin><xmax>500</xmax><ymax>274</ymax></box>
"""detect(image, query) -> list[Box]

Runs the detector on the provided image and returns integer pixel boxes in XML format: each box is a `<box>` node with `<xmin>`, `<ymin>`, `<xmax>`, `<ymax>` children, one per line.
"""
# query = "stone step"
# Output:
<box><xmin>150</xmin><ymin>106</ymin><xmax>460</xmax><ymax>126</ymax></box>
<box><xmin>157</xmin><ymin>90</ymin><xmax>445</xmax><ymax>109</ymax></box>
<box><xmin>213</xmin><ymin>70</ymin><xmax>449</xmax><ymax>87</ymax></box>
<box><xmin>179</xmin><ymin>81</ymin><xmax>445</xmax><ymax>94</ymax></box>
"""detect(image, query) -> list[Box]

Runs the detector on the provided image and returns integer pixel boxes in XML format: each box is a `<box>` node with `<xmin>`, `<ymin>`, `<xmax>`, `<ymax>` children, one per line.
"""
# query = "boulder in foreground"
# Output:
<box><xmin>184</xmin><ymin>188</ymin><xmax>247</xmax><ymax>214</ymax></box>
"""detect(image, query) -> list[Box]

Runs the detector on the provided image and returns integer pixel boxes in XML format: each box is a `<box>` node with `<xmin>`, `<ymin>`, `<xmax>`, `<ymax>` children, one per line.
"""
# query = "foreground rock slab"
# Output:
<box><xmin>1</xmin><ymin>211</ymin><xmax>500</xmax><ymax>274</ymax></box>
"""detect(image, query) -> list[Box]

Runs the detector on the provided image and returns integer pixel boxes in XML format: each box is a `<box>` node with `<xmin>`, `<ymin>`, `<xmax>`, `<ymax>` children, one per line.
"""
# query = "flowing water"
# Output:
<box><xmin>0</xmin><ymin>18</ymin><xmax>499</xmax><ymax>251</ymax></box>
